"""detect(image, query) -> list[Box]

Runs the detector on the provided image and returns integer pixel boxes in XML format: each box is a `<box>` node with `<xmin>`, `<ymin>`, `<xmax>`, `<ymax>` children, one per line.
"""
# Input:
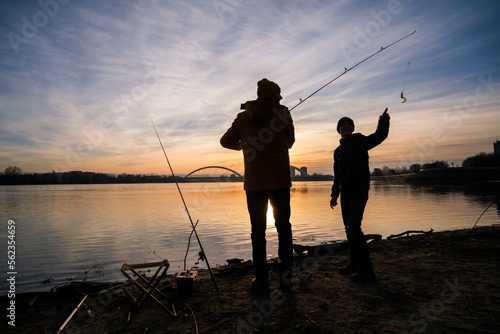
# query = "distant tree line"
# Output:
<box><xmin>462</xmin><ymin>152</ymin><xmax>500</xmax><ymax>168</ymax></box>
<box><xmin>2</xmin><ymin>152</ymin><xmax>499</xmax><ymax>185</ymax></box>
<box><xmin>372</xmin><ymin>152</ymin><xmax>500</xmax><ymax>176</ymax></box>
<box><xmin>0</xmin><ymin>168</ymin><xmax>178</xmax><ymax>185</ymax></box>
<box><xmin>372</xmin><ymin>161</ymin><xmax>450</xmax><ymax>176</ymax></box>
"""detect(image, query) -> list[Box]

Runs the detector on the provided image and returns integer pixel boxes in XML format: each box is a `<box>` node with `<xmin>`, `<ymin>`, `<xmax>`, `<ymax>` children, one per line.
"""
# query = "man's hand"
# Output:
<box><xmin>330</xmin><ymin>198</ymin><xmax>338</xmax><ymax>209</ymax></box>
<box><xmin>379</xmin><ymin>108</ymin><xmax>390</xmax><ymax>123</ymax></box>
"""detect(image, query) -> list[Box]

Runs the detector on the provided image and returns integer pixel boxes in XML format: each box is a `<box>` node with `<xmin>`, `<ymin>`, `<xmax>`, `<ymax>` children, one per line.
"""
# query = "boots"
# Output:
<box><xmin>279</xmin><ymin>268</ymin><xmax>293</xmax><ymax>294</ymax></box>
<box><xmin>251</xmin><ymin>278</ymin><xmax>270</xmax><ymax>293</ymax></box>
<box><xmin>251</xmin><ymin>265</ymin><xmax>270</xmax><ymax>293</ymax></box>
<box><xmin>338</xmin><ymin>260</ymin><xmax>359</xmax><ymax>275</ymax></box>
<box><xmin>350</xmin><ymin>262</ymin><xmax>376</xmax><ymax>282</ymax></box>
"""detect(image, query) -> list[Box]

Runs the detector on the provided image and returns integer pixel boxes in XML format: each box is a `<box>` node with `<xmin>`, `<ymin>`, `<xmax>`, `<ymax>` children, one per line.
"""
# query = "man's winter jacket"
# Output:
<box><xmin>220</xmin><ymin>99</ymin><xmax>295</xmax><ymax>191</ymax></box>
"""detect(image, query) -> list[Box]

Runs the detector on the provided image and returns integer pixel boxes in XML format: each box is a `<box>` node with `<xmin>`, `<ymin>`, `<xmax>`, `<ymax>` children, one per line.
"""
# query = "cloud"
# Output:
<box><xmin>0</xmin><ymin>0</ymin><xmax>499</xmax><ymax>175</ymax></box>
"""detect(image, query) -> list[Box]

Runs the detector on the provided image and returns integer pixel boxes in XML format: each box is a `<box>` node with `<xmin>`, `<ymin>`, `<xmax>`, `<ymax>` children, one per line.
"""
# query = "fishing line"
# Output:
<box><xmin>184</xmin><ymin>219</ymin><xmax>198</xmax><ymax>271</ymax></box>
<box><xmin>148</xmin><ymin>113</ymin><xmax>219</xmax><ymax>291</ymax></box>
<box><xmin>401</xmin><ymin>30</ymin><xmax>417</xmax><ymax>103</ymax></box>
<box><xmin>289</xmin><ymin>30</ymin><xmax>416</xmax><ymax>112</ymax></box>
<box><xmin>401</xmin><ymin>61</ymin><xmax>410</xmax><ymax>103</ymax></box>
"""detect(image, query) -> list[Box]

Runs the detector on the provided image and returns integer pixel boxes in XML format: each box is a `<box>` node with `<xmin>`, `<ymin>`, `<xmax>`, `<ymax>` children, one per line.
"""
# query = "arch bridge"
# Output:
<box><xmin>184</xmin><ymin>166</ymin><xmax>243</xmax><ymax>179</ymax></box>
<box><xmin>184</xmin><ymin>165</ymin><xmax>309</xmax><ymax>179</ymax></box>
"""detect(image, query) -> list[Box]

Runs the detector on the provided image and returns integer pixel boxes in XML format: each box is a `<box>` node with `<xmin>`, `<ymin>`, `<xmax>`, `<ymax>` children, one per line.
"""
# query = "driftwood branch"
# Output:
<box><xmin>365</xmin><ymin>234</ymin><xmax>383</xmax><ymax>242</ymax></box>
<box><xmin>293</xmin><ymin>234</ymin><xmax>382</xmax><ymax>255</ymax></box>
<box><xmin>293</xmin><ymin>241</ymin><xmax>344</xmax><ymax>255</ymax></box>
<box><xmin>387</xmin><ymin>229</ymin><xmax>433</xmax><ymax>240</ymax></box>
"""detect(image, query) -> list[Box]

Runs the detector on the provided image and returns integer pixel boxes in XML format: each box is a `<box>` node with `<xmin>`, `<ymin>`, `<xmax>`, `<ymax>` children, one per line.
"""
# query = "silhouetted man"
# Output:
<box><xmin>221</xmin><ymin>78</ymin><xmax>295</xmax><ymax>293</ymax></box>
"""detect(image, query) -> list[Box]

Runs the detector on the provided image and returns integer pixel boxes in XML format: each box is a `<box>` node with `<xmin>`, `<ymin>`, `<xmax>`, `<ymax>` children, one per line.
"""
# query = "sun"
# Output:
<box><xmin>266</xmin><ymin>202</ymin><xmax>274</xmax><ymax>225</ymax></box>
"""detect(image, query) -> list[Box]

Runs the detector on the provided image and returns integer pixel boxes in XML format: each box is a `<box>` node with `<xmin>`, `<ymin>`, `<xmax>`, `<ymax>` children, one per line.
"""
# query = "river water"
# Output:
<box><xmin>1</xmin><ymin>181</ymin><xmax>498</xmax><ymax>295</ymax></box>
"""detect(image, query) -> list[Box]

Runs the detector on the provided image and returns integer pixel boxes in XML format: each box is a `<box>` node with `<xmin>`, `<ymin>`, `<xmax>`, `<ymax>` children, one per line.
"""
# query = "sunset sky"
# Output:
<box><xmin>1</xmin><ymin>0</ymin><xmax>499</xmax><ymax>176</ymax></box>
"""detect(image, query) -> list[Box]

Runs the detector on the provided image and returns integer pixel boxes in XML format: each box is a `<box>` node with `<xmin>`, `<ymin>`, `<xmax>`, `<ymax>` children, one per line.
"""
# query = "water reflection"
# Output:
<box><xmin>373</xmin><ymin>181</ymin><xmax>500</xmax><ymax>219</ymax></box>
<box><xmin>0</xmin><ymin>181</ymin><xmax>498</xmax><ymax>295</ymax></box>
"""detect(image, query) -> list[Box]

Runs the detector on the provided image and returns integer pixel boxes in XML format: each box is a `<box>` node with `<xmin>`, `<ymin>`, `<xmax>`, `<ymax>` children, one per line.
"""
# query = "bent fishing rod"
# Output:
<box><xmin>289</xmin><ymin>30</ymin><xmax>416</xmax><ymax>112</ymax></box>
<box><xmin>148</xmin><ymin>114</ymin><xmax>219</xmax><ymax>291</ymax></box>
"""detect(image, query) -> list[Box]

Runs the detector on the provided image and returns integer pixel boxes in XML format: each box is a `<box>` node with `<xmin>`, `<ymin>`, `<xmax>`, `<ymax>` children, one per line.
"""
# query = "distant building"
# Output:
<box><xmin>495</xmin><ymin>140</ymin><xmax>500</xmax><ymax>155</ymax></box>
<box><xmin>290</xmin><ymin>165</ymin><xmax>310</xmax><ymax>177</ymax></box>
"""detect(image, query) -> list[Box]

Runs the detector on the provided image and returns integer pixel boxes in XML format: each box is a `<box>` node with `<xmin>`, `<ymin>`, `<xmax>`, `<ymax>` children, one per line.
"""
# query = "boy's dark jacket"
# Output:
<box><xmin>331</xmin><ymin>120</ymin><xmax>389</xmax><ymax>199</ymax></box>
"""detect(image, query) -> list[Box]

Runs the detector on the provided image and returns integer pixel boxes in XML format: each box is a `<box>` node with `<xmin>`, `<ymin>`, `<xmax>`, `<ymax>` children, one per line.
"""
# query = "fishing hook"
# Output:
<box><xmin>289</xmin><ymin>30</ymin><xmax>416</xmax><ymax>112</ymax></box>
<box><xmin>401</xmin><ymin>61</ymin><xmax>411</xmax><ymax>103</ymax></box>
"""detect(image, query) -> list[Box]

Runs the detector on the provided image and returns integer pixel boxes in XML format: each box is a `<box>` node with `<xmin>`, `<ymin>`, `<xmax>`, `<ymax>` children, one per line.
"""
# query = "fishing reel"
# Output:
<box><xmin>194</xmin><ymin>251</ymin><xmax>206</xmax><ymax>265</ymax></box>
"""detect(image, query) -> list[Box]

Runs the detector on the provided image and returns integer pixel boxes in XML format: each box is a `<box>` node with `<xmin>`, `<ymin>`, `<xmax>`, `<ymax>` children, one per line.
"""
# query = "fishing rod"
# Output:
<box><xmin>56</xmin><ymin>295</ymin><xmax>88</xmax><ymax>334</ymax></box>
<box><xmin>148</xmin><ymin>114</ymin><xmax>219</xmax><ymax>291</ymax></box>
<box><xmin>289</xmin><ymin>30</ymin><xmax>416</xmax><ymax>112</ymax></box>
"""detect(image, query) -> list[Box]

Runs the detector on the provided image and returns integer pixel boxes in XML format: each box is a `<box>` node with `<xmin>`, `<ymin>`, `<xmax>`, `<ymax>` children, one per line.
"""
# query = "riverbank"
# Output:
<box><xmin>372</xmin><ymin>167</ymin><xmax>500</xmax><ymax>185</ymax></box>
<box><xmin>2</xmin><ymin>225</ymin><xmax>499</xmax><ymax>333</ymax></box>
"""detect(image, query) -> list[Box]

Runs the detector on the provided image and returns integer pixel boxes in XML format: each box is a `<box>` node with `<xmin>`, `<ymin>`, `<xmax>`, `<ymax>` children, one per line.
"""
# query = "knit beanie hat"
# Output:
<box><xmin>257</xmin><ymin>78</ymin><xmax>281</xmax><ymax>98</ymax></box>
<box><xmin>337</xmin><ymin>116</ymin><xmax>354</xmax><ymax>133</ymax></box>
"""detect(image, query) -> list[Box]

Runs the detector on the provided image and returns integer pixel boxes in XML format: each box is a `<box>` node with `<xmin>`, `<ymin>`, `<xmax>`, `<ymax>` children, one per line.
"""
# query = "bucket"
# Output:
<box><xmin>176</xmin><ymin>270</ymin><xmax>197</xmax><ymax>294</ymax></box>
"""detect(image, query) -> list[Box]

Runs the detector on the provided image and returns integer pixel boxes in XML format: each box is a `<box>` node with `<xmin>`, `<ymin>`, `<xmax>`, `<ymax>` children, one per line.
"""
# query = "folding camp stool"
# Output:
<box><xmin>120</xmin><ymin>259</ymin><xmax>177</xmax><ymax>321</ymax></box>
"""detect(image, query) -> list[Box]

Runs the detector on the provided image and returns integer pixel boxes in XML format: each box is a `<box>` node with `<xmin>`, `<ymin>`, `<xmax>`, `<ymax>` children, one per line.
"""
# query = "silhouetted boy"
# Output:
<box><xmin>330</xmin><ymin>108</ymin><xmax>390</xmax><ymax>282</ymax></box>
